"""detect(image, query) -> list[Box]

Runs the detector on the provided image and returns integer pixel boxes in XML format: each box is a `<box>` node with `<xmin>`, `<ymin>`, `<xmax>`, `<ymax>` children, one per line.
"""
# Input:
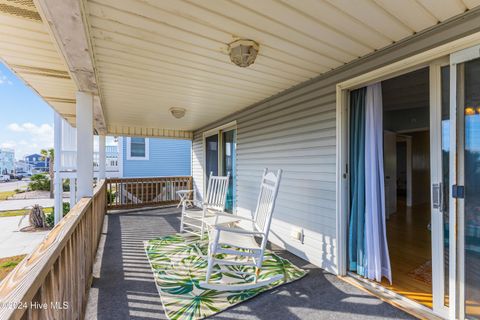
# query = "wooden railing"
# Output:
<box><xmin>0</xmin><ymin>180</ymin><xmax>107</xmax><ymax>320</ymax></box>
<box><xmin>105</xmin><ymin>176</ymin><xmax>192</xmax><ymax>210</ymax></box>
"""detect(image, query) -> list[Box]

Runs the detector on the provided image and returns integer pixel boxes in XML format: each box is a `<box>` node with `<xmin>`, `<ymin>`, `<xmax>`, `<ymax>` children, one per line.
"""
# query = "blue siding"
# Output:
<box><xmin>122</xmin><ymin>138</ymin><xmax>191</xmax><ymax>177</ymax></box>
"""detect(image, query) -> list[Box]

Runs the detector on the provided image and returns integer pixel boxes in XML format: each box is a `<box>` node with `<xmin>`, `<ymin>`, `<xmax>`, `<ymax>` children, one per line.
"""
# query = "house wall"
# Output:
<box><xmin>0</xmin><ymin>148</ymin><xmax>15</xmax><ymax>175</ymax></box>
<box><xmin>122</xmin><ymin>138</ymin><xmax>192</xmax><ymax>178</ymax></box>
<box><xmin>192</xmin><ymin>10</ymin><xmax>480</xmax><ymax>273</ymax></box>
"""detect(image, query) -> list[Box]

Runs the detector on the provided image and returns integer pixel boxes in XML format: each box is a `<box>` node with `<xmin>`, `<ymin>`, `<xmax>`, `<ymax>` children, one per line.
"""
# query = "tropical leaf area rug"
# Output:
<box><xmin>144</xmin><ymin>233</ymin><xmax>307</xmax><ymax>320</ymax></box>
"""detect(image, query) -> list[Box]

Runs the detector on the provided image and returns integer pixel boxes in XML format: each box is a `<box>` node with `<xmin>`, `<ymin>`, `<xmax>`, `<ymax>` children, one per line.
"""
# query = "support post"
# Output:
<box><xmin>70</xmin><ymin>177</ymin><xmax>76</xmax><ymax>208</ymax></box>
<box><xmin>53</xmin><ymin>112</ymin><xmax>62</xmax><ymax>225</ymax></box>
<box><xmin>99</xmin><ymin>135</ymin><xmax>106</xmax><ymax>180</ymax></box>
<box><xmin>76</xmin><ymin>91</ymin><xmax>94</xmax><ymax>198</ymax></box>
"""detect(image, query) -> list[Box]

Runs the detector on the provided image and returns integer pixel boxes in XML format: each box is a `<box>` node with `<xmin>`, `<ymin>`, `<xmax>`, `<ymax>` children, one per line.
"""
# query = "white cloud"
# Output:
<box><xmin>7</xmin><ymin>123</ymin><xmax>25</xmax><ymax>132</ymax></box>
<box><xmin>0</xmin><ymin>141</ymin><xmax>15</xmax><ymax>149</ymax></box>
<box><xmin>0</xmin><ymin>72</ymin><xmax>13</xmax><ymax>86</ymax></box>
<box><xmin>5</xmin><ymin>123</ymin><xmax>53</xmax><ymax>159</ymax></box>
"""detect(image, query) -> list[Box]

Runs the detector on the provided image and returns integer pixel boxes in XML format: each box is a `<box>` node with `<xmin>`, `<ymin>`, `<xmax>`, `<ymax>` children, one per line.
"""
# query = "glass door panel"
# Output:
<box><xmin>462</xmin><ymin>57</ymin><xmax>480</xmax><ymax>320</ymax></box>
<box><xmin>205</xmin><ymin>134</ymin><xmax>219</xmax><ymax>183</ymax></box>
<box><xmin>222</xmin><ymin>129</ymin><xmax>236</xmax><ymax>212</ymax></box>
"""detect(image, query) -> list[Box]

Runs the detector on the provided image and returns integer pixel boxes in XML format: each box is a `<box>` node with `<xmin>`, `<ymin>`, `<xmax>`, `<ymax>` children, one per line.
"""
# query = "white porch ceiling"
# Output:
<box><xmin>2</xmin><ymin>0</ymin><xmax>480</xmax><ymax>136</ymax></box>
<box><xmin>0</xmin><ymin>0</ymin><xmax>77</xmax><ymax>125</ymax></box>
<box><xmin>86</xmin><ymin>0</ymin><xmax>480</xmax><ymax>132</ymax></box>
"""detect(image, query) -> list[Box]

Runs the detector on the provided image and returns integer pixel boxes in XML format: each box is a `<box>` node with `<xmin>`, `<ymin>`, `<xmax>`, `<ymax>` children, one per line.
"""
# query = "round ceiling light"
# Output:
<box><xmin>170</xmin><ymin>107</ymin><xmax>186</xmax><ymax>119</ymax></box>
<box><xmin>228</xmin><ymin>39</ymin><xmax>259</xmax><ymax>68</ymax></box>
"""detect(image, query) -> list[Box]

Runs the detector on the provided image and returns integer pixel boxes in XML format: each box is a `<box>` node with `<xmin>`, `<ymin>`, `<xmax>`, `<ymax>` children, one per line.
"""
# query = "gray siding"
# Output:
<box><xmin>192</xmin><ymin>9</ymin><xmax>480</xmax><ymax>273</ymax></box>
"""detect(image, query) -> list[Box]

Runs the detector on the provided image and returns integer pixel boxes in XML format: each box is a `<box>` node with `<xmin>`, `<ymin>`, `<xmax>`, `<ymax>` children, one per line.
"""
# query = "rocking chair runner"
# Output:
<box><xmin>180</xmin><ymin>172</ymin><xmax>230</xmax><ymax>238</ymax></box>
<box><xmin>200</xmin><ymin>168</ymin><xmax>283</xmax><ymax>291</ymax></box>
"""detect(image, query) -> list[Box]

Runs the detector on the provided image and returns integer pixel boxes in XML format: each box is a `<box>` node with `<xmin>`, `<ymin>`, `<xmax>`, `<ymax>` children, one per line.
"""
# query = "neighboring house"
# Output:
<box><xmin>119</xmin><ymin>137</ymin><xmax>191</xmax><ymax>178</ymax></box>
<box><xmin>24</xmin><ymin>153</ymin><xmax>49</xmax><ymax>173</ymax></box>
<box><xmin>93</xmin><ymin>144</ymin><xmax>120</xmax><ymax>177</ymax></box>
<box><xmin>0</xmin><ymin>148</ymin><xmax>14</xmax><ymax>175</ymax></box>
<box><xmin>14</xmin><ymin>160</ymin><xmax>32</xmax><ymax>174</ymax></box>
<box><xmin>105</xmin><ymin>145</ymin><xmax>118</xmax><ymax>170</ymax></box>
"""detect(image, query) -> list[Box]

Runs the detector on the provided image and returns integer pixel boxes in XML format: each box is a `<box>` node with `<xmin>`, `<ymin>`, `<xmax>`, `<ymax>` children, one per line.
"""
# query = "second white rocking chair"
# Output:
<box><xmin>200</xmin><ymin>168</ymin><xmax>283</xmax><ymax>291</ymax></box>
<box><xmin>180</xmin><ymin>172</ymin><xmax>230</xmax><ymax>238</ymax></box>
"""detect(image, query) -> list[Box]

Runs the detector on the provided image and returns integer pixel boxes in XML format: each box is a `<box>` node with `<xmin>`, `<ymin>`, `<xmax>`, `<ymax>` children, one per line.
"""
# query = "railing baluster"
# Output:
<box><xmin>104</xmin><ymin>176</ymin><xmax>192</xmax><ymax>210</ymax></box>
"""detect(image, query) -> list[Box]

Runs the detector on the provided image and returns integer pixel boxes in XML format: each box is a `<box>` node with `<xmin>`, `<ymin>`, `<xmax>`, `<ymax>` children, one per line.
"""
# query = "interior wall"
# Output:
<box><xmin>410</xmin><ymin>130</ymin><xmax>431</xmax><ymax>205</ymax></box>
<box><xmin>396</xmin><ymin>141</ymin><xmax>407</xmax><ymax>196</ymax></box>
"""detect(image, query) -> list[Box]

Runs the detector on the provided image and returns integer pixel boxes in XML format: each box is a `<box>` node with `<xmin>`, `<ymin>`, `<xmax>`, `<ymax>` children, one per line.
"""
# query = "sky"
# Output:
<box><xmin>0</xmin><ymin>62</ymin><xmax>116</xmax><ymax>160</ymax></box>
<box><xmin>0</xmin><ymin>62</ymin><xmax>54</xmax><ymax>160</ymax></box>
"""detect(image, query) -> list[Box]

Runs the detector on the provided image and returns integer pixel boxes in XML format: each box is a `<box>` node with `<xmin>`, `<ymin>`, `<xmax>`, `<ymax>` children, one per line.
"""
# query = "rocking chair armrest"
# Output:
<box><xmin>214</xmin><ymin>225</ymin><xmax>265</xmax><ymax>236</ymax></box>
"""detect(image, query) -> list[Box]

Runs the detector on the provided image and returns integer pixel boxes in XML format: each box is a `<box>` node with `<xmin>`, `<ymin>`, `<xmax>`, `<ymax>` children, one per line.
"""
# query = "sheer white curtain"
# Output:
<box><xmin>365</xmin><ymin>83</ymin><xmax>392</xmax><ymax>284</ymax></box>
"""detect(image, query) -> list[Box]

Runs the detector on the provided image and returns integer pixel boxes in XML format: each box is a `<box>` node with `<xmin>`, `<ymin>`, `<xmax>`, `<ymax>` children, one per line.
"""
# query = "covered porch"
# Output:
<box><xmin>84</xmin><ymin>206</ymin><xmax>412</xmax><ymax>320</ymax></box>
<box><xmin>1</xmin><ymin>0</ymin><xmax>480</xmax><ymax>319</ymax></box>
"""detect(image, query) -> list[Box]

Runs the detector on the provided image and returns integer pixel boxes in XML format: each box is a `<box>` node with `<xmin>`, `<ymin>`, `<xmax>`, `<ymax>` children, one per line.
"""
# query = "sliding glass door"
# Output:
<box><xmin>204</xmin><ymin>125</ymin><xmax>237</xmax><ymax>213</ymax></box>
<box><xmin>205</xmin><ymin>134</ymin><xmax>219</xmax><ymax>178</ymax></box>
<box><xmin>449</xmin><ymin>45</ymin><xmax>480</xmax><ymax>320</ymax></box>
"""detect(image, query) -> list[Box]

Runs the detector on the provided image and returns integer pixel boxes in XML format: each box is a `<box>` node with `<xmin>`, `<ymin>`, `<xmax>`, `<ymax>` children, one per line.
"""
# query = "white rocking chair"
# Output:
<box><xmin>180</xmin><ymin>172</ymin><xmax>230</xmax><ymax>238</ymax></box>
<box><xmin>200</xmin><ymin>168</ymin><xmax>283</xmax><ymax>291</ymax></box>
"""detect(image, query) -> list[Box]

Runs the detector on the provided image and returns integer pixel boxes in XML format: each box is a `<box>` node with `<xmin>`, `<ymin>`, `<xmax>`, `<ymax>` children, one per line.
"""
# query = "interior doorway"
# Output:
<box><xmin>382</xmin><ymin>68</ymin><xmax>433</xmax><ymax>307</ymax></box>
<box><xmin>347</xmin><ymin>67</ymin><xmax>435</xmax><ymax>308</ymax></box>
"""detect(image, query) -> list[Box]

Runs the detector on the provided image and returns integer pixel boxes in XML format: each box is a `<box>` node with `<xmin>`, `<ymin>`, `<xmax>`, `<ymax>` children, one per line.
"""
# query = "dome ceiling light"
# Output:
<box><xmin>170</xmin><ymin>107</ymin><xmax>186</xmax><ymax>119</ymax></box>
<box><xmin>228</xmin><ymin>39</ymin><xmax>259</xmax><ymax>68</ymax></box>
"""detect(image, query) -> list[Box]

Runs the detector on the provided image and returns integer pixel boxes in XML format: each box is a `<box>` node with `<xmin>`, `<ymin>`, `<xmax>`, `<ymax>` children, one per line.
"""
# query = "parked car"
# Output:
<box><xmin>0</xmin><ymin>175</ymin><xmax>11</xmax><ymax>182</ymax></box>
<box><xmin>10</xmin><ymin>173</ymin><xmax>23</xmax><ymax>180</ymax></box>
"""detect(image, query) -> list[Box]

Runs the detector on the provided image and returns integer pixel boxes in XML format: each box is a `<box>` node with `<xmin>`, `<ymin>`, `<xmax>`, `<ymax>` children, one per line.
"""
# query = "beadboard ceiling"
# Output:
<box><xmin>2</xmin><ymin>0</ymin><xmax>480</xmax><ymax>135</ymax></box>
<box><xmin>0</xmin><ymin>0</ymin><xmax>77</xmax><ymax>125</ymax></box>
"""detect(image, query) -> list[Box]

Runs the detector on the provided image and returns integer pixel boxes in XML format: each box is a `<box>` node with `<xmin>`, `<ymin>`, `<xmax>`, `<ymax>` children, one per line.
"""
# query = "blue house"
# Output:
<box><xmin>24</xmin><ymin>153</ymin><xmax>49</xmax><ymax>173</ymax></box>
<box><xmin>119</xmin><ymin>137</ymin><xmax>191</xmax><ymax>178</ymax></box>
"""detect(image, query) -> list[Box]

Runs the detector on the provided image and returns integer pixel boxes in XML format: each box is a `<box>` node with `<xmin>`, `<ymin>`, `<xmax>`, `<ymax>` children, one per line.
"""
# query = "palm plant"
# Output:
<box><xmin>40</xmin><ymin>148</ymin><xmax>54</xmax><ymax>199</ymax></box>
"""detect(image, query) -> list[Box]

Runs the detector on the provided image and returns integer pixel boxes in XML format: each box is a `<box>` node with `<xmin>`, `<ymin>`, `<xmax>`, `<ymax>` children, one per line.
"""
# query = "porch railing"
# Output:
<box><xmin>0</xmin><ymin>180</ymin><xmax>107</xmax><ymax>320</ymax></box>
<box><xmin>105</xmin><ymin>176</ymin><xmax>192</xmax><ymax>210</ymax></box>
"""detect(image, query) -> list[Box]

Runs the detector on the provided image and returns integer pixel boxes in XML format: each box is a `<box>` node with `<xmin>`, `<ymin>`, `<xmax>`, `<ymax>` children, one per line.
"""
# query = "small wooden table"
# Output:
<box><xmin>176</xmin><ymin>189</ymin><xmax>194</xmax><ymax>208</ymax></box>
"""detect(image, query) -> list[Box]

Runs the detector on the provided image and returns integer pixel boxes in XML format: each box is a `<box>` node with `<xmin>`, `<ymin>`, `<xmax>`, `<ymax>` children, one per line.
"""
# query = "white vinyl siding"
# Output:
<box><xmin>192</xmin><ymin>12</ymin><xmax>480</xmax><ymax>273</ymax></box>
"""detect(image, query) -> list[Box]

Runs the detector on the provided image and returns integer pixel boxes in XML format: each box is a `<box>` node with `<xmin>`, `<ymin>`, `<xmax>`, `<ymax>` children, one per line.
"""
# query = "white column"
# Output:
<box><xmin>99</xmin><ymin>135</ymin><xmax>106</xmax><ymax>179</ymax></box>
<box><xmin>69</xmin><ymin>177</ymin><xmax>76</xmax><ymax>208</ymax></box>
<box><xmin>76</xmin><ymin>91</ymin><xmax>94</xmax><ymax>198</ymax></box>
<box><xmin>53</xmin><ymin>112</ymin><xmax>63</xmax><ymax>225</ymax></box>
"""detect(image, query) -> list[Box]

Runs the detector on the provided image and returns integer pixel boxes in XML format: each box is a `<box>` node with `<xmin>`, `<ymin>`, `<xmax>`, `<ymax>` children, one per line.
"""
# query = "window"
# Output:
<box><xmin>126</xmin><ymin>137</ymin><xmax>149</xmax><ymax>160</ymax></box>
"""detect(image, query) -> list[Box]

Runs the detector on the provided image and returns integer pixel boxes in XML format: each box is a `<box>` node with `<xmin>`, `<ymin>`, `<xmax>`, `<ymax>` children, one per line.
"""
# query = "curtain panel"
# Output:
<box><xmin>348</xmin><ymin>87</ymin><xmax>367</xmax><ymax>276</ymax></box>
<box><xmin>348</xmin><ymin>83</ymin><xmax>392</xmax><ymax>284</ymax></box>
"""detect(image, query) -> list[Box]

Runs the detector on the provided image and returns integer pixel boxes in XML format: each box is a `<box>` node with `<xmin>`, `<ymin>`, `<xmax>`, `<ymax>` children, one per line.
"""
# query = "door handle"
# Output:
<box><xmin>432</xmin><ymin>182</ymin><xmax>443</xmax><ymax>211</ymax></box>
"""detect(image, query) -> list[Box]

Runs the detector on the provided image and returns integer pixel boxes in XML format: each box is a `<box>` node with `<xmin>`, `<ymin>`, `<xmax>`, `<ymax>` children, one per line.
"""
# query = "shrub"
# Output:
<box><xmin>29</xmin><ymin>174</ymin><xmax>50</xmax><ymax>191</ymax></box>
<box><xmin>62</xmin><ymin>179</ymin><xmax>70</xmax><ymax>192</ymax></box>
<box><xmin>107</xmin><ymin>189</ymin><xmax>116</xmax><ymax>205</ymax></box>
<box><xmin>45</xmin><ymin>202</ymin><xmax>71</xmax><ymax>228</ymax></box>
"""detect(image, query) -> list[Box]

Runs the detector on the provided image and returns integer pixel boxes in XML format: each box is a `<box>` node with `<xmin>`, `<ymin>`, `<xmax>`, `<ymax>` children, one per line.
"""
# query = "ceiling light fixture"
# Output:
<box><xmin>228</xmin><ymin>39</ymin><xmax>259</xmax><ymax>68</ymax></box>
<box><xmin>170</xmin><ymin>107</ymin><xmax>186</xmax><ymax>119</ymax></box>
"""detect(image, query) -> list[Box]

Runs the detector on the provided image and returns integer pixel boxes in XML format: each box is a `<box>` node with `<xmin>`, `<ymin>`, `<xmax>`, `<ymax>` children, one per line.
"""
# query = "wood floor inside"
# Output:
<box><xmin>381</xmin><ymin>199</ymin><xmax>433</xmax><ymax>308</ymax></box>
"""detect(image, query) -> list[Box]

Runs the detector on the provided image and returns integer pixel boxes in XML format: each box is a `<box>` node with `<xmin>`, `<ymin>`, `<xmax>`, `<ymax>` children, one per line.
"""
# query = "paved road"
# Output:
<box><xmin>0</xmin><ymin>180</ymin><xmax>29</xmax><ymax>193</ymax></box>
<box><xmin>0</xmin><ymin>215</ymin><xmax>49</xmax><ymax>258</ymax></box>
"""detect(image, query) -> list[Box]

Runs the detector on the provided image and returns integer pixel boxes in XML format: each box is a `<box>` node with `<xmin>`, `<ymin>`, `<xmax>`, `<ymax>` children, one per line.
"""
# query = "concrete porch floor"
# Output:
<box><xmin>85</xmin><ymin>207</ymin><xmax>414</xmax><ymax>320</ymax></box>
